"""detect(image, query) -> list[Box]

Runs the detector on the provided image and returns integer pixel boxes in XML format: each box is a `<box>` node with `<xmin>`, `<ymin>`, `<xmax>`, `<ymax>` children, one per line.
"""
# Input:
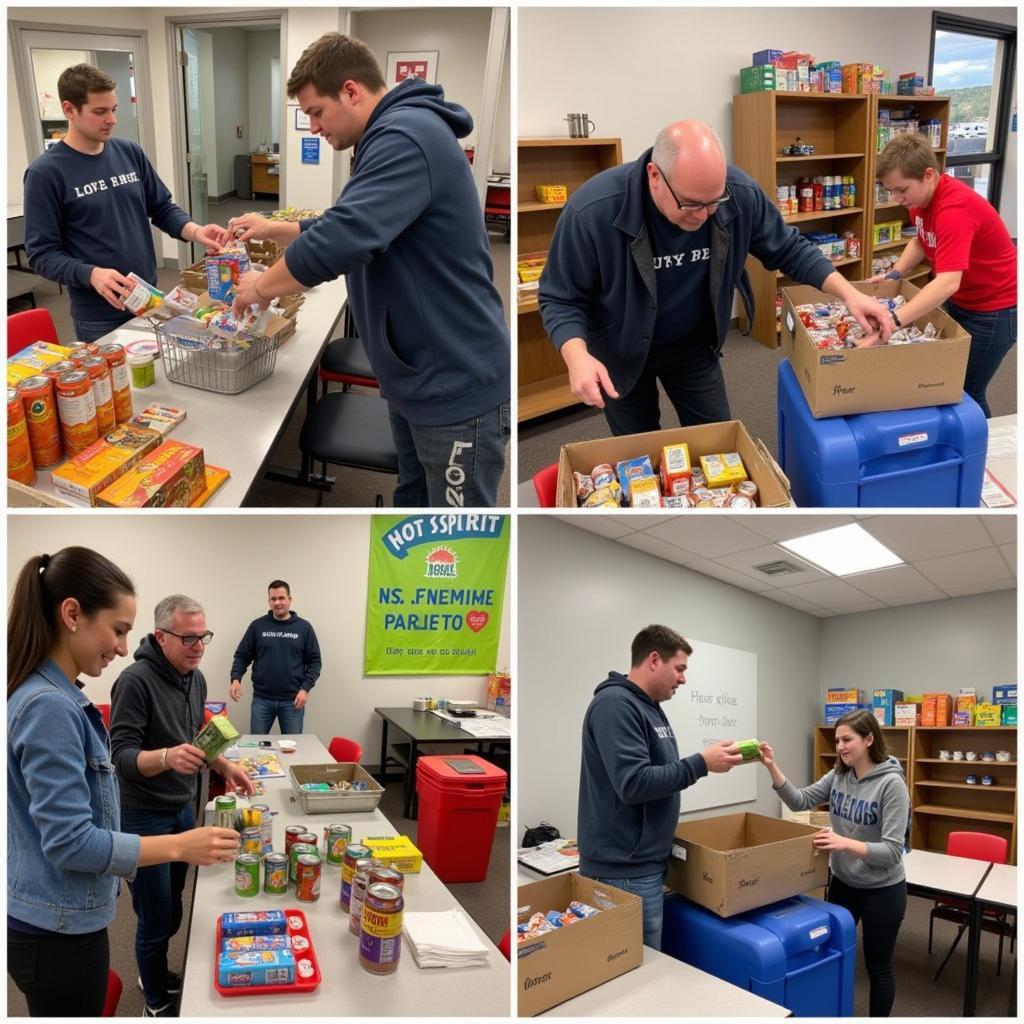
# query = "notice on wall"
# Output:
<box><xmin>365</xmin><ymin>515</ymin><xmax>509</xmax><ymax>676</ymax></box>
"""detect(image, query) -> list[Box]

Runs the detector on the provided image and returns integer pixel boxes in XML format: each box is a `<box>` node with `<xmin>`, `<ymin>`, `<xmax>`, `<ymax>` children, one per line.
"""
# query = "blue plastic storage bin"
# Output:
<box><xmin>777</xmin><ymin>359</ymin><xmax>987</xmax><ymax>507</ymax></box>
<box><xmin>662</xmin><ymin>892</ymin><xmax>857</xmax><ymax>1017</ymax></box>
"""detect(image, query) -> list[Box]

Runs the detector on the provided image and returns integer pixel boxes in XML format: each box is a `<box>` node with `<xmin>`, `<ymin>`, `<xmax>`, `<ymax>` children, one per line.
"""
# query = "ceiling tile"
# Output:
<box><xmin>644</xmin><ymin>517</ymin><xmax>767</xmax><ymax>558</ymax></box>
<box><xmin>915</xmin><ymin>548</ymin><xmax>1013</xmax><ymax>590</ymax></box>
<box><xmin>739</xmin><ymin>514</ymin><xmax>856</xmax><ymax>543</ymax></box>
<box><xmin>617</xmin><ymin>533</ymin><xmax>699</xmax><ymax>567</ymax></box>
<box><xmin>998</xmin><ymin>543</ymin><xmax>1016</xmax><ymax>575</ymax></box>
<box><xmin>777</xmin><ymin>578</ymin><xmax>878</xmax><ymax>608</ymax></box>
<box><xmin>880</xmin><ymin>592</ymin><xmax>950</xmax><ymax>607</ymax></box>
<box><xmin>714</xmin><ymin>544</ymin><xmax>831</xmax><ymax>587</ymax></box>
<box><xmin>981</xmin><ymin>514</ymin><xmax>1017</xmax><ymax>545</ymax></box>
<box><xmin>760</xmin><ymin>589</ymin><xmax>824</xmax><ymax>613</ymax></box>
<box><xmin>944</xmin><ymin>579</ymin><xmax>1017</xmax><ymax>598</ymax></box>
<box><xmin>862</xmin><ymin>515</ymin><xmax>993</xmax><ymax>562</ymax></box>
<box><xmin>827</xmin><ymin>599</ymin><xmax>888</xmax><ymax>615</ymax></box>
<box><xmin>556</xmin><ymin>515</ymin><xmax>635</xmax><ymax>540</ymax></box>
<box><xmin>842</xmin><ymin>565</ymin><xmax>946</xmax><ymax>603</ymax></box>
<box><xmin>629</xmin><ymin>516</ymin><xmax>680</xmax><ymax>529</ymax></box>
<box><xmin>683</xmin><ymin>558</ymin><xmax>774</xmax><ymax>592</ymax></box>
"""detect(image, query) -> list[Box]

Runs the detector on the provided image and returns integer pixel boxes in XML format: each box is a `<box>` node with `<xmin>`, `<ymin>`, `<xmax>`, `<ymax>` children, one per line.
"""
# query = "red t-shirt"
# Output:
<box><xmin>911</xmin><ymin>174</ymin><xmax>1017</xmax><ymax>311</ymax></box>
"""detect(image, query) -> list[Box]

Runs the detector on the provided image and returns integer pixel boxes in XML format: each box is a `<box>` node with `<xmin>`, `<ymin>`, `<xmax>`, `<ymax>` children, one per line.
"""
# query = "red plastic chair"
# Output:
<box><xmin>317</xmin><ymin>337</ymin><xmax>380</xmax><ymax>396</ymax></box>
<box><xmin>7</xmin><ymin>308</ymin><xmax>59</xmax><ymax>357</ymax></box>
<box><xmin>498</xmin><ymin>928</ymin><xmax>511</xmax><ymax>961</ymax></box>
<box><xmin>328</xmin><ymin>736</ymin><xmax>364</xmax><ymax>763</ymax></box>
<box><xmin>102</xmin><ymin>969</ymin><xmax>123</xmax><ymax>1016</ymax></box>
<box><xmin>95</xmin><ymin>703</ymin><xmax>112</xmax><ymax>730</ymax></box>
<box><xmin>532</xmin><ymin>463</ymin><xmax>559</xmax><ymax>507</ymax></box>
<box><xmin>930</xmin><ymin>831</ymin><xmax>1014</xmax><ymax>979</ymax></box>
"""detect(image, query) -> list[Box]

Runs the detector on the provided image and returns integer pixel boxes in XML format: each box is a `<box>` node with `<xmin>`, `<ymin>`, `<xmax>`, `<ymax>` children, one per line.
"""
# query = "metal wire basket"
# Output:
<box><xmin>154</xmin><ymin>316</ymin><xmax>280</xmax><ymax>395</ymax></box>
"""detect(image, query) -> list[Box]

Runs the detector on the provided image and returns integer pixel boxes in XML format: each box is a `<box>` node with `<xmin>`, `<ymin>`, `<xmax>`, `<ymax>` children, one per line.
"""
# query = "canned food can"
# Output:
<box><xmin>251</xmin><ymin>803</ymin><xmax>273</xmax><ymax>854</ymax></box>
<box><xmin>7</xmin><ymin>388</ymin><xmax>36</xmax><ymax>486</ymax></box>
<box><xmin>240</xmin><ymin>826</ymin><xmax>263</xmax><ymax>859</ymax></box>
<box><xmin>42</xmin><ymin>360</ymin><xmax>78</xmax><ymax>385</ymax></box>
<box><xmin>370</xmin><ymin>864</ymin><xmax>405</xmax><ymax>890</ymax></box>
<box><xmin>263</xmin><ymin>852</ymin><xmax>289</xmax><ymax>896</ymax></box>
<box><xmin>16</xmin><ymin>376</ymin><xmax>63</xmax><ymax>468</ymax></box>
<box><xmin>348</xmin><ymin>858</ymin><xmax>375</xmax><ymax>936</ymax></box>
<box><xmin>55</xmin><ymin>370</ymin><xmax>99</xmax><ymax>457</ymax></box>
<box><xmin>234</xmin><ymin>854</ymin><xmax>261</xmax><ymax>898</ymax></box>
<box><xmin>66</xmin><ymin>342</ymin><xmax>99</xmax><ymax>363</ymax></box>
<box><xmin>591</xmin><ymin>463</ymin><xmax>615</xmax><ymax>488</ymax></box>
<box><xmin>214</xmin><ymin>795</ymin><xmax>237</xmax><ymax>830</ymax></box>
<box><xmin>284</xmin><ymin>825</ymin><xmax>307</xmax><ymax>855</ymax></box>
<box><xmin>97</xmin><ymin>344</ymin><xmax>133</xmax><ymax>423</ymax></box>
<box><xmin>295</xmin><ymin>855</ymin><xmax>322</xmax><ymax>902</ymax></box>
<box><xmin>324</xmin><ymin>824</ymin><xmax>352</xmax><ymax>865</ymax></box>
<box><xmin>289</xmin><ymin>842</ymin><xmax>317</xmax><ymax>883</ymax></box>
<box><xmin>359</xmin><ymin>883</ymin><xmax>404</xmax><ymax>974</ymax></box>
<box><xmin>340</xmin><ymin>843</ymin><xmax>372</xmax><ymax>911</ymax></box>
<box><xmin>80</xmin><ymin>357</ymin><xmax>117</xmax><ymax>434</ymax></box>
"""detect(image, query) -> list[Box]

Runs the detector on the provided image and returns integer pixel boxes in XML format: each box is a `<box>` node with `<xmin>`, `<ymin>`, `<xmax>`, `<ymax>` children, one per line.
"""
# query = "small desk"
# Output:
<box><xmin>374</xmin><ymin>707</ymin><xmax>508</xmax><ymax>819</ymax></box>
<box><xmin>251</xmin><ymin>153</ymin><xmax>280</xmax><ymax>196</ymax></box>
<box><xmin>964</xmin><ymin>862</ymin><xmax>1016</xmax><ymax>1017</ymax></box>
<box><xmin>179</xmin><ymin>733</ymin><xmax>508</xmax><ymax>1016</ymax></box>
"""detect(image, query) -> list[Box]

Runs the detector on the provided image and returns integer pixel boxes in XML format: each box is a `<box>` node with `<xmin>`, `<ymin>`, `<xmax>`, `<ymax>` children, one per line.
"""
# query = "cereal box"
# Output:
<box><xmin>50</xmin><ymin>425</ymin><xmax>162</xmax><ymax>507</ymax></box>
<box><xmin>97</xmin><ymin>440</ymin><xmax>206</xmax><ymax>507</ymax></box>
<box><xmin>363</xmin><ymin>835</ymin><xmax>423</xmax><ymax>873</ymax></box>
<box><xmin>616</xmin><ymin>455</ymin><xmax>655</xmax><ymax>502</ymax></box>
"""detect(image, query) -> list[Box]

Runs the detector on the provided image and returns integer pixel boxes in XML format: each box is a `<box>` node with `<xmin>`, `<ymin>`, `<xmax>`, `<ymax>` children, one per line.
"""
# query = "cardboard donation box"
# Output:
<box><xmin>781</xmin><ymin>280</ymin><xmax>971</xmax><ymax>418</ymax></box>
<box><xmin>666</xmin><ymin>812</ymin><xmax>829</xmax><ymax>917</ymax></box>
<box><xmin>517</xmin><ymin>874</ymin><xmax>642</xmax><ymax>1016</ymax></box>
<box><xmin>555</xmin><ymin>420</ymin><xmax>791</xmax><ymax>508</ymax></box>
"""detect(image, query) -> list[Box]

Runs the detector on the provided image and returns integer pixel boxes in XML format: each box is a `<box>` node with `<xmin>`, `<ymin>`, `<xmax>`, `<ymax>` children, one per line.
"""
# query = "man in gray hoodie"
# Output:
<box><xmin>760</xmin><ymin>709</ymin><xmax>910</xmax><ymax>1017</ymax></box>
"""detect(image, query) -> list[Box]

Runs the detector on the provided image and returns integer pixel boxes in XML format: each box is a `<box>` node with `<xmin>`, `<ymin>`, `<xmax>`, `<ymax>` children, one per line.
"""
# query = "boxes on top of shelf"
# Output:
<box><xmin>992</xmin><ymin>685</ymin><xmax>1017</xmax><ymax>705</ymax></box>
<box><xmin>1001</xmin><ymin>705</ymin><xmax>1017</xmax><ymax>726</ymax></box>
<box><xmin>898</xmin><ymin>73</ymin><xmax>925</xmax><ymax>96</ymax></box>
<box><xmin>740</xmin><ymin>65</ymin><xmax>785</xmax><ymax>93</ymax></box>
<box><xmin>826</xmin><ymin>688</ymin><xmax>863</xmax><ymax>704</ymax></box>
<box><xmin>894</xmin><ymin>703</ymin><xmax>919</xmax><ymax>727</ymax></box>
<box><xmin>975</xmin><ymin>703</ymin><xmax>1003</xmax><ymax>727</ymax></box>
<box><xmin>752</xmin><ymin>49</ymin><xmax>785</xmax><ymax>67</ymax></box>
<box><xmin>952</xmin><ymin>709</ymin><xmax>975</xmax><ymax>727</ymax></box>
<box><xmin>921</xmin><ymin>693</ymin><xmax>952</xmax><ymax>727</ymax></box>
<box><xmin>825</xmin><ymin>702</ymin><xmax>865</xmax><ymax>724</ymax></box>
<box><xmin>873</xmin><ymin>689</ymin><xmax>904</xmax><ymax>726</ymax></box>
<box><xmin>842</xmin><ymin>63</ymin><xmax>885</xmax><ymax>94</ymax></box>
<box><xmin>811</xmin><ymin>63</ymin><xmax>843</xmax><ymax>94</ymax></box>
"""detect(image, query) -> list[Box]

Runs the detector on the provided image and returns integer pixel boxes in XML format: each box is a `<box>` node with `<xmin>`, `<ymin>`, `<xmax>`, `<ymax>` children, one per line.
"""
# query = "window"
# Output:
<box><xmin>930</xmin><ymin>13</ymin><xmax>1016</xmax><ymax>208</ymax></box>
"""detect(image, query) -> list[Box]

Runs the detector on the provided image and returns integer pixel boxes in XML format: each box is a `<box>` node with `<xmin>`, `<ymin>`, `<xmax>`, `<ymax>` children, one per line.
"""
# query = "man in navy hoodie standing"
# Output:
<box><xmin>578</xmin><ymin>625</ymin><xmax>743</xmax><ymax>950</ymax></box>
<box><xmin>23</xmin><ymin>64</ymin><xmax>229</xmax><ymax>343</ymax></box>
<box><xmin>229</xmin><ymin>580</ymin><xmax>322</xmax><ymax>735</ymax></box>
<box><xmin>229</xmin><ymin>33</ymin><xmax>509</xmax><ymax>507</ymax></box>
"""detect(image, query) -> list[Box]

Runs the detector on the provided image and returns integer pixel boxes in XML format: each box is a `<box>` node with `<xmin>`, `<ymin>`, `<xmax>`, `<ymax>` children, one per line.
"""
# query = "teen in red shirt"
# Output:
<box><xmin>871</xmin><ymin>133</ymin><xmax>1016</xmax><ymax>417</ymax></box>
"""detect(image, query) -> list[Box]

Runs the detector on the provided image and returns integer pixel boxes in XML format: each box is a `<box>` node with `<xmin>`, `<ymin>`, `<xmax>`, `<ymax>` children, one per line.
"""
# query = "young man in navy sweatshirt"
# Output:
<box><xmin>229</xmin><ymin>580</ymin><xmax>322</xmax><ymax>735</ymax></box>
<box><xmin>23</xmin><ymin>64</ymin><xmax>229</xmax><ymax>343</ymax></box>
<box><xmin>578</xmin><ymin>625</ymin><xmax>743</xmax><ymax>950</ymax></box>
<box><xmin>228</xmin><ymin>34</ymin><xmax>510</xmax><ymax>508</ymax></box>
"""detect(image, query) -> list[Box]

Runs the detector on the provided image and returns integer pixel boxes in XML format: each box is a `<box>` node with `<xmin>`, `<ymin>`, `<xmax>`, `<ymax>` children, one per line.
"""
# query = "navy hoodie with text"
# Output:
<box><xmin>230</xmin><ymin>611</ymin><xmax>322</xmax><ymax>701</ymax></box>
<box><xmin>284</xmin><ymin>79</ymin><xmax>509</xmax><ymax>427</ymax></box>
<box><xmin>578</xmin><ymin>672</ymin><xmax>707</xmax><ymax>877</ymax></box>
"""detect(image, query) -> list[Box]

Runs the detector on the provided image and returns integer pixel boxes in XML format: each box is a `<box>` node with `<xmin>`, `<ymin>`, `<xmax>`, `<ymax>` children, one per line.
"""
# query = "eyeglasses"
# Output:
<box><xmin>161</xmin><ymin>630</ymin><xmax>214</xmax><ymax>648</ymax></box>
<box><xmin>654</xmin><ymin>163</ymin><xmax>731</xmax><ymax>212</ymax></box>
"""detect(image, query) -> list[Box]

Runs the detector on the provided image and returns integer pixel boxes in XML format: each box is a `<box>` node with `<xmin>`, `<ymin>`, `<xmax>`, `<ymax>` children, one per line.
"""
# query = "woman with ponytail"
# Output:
<box><xmin>7</xmin><ymin>547</ymin><xmax>241</xmax><ymax>1017</ymax></box>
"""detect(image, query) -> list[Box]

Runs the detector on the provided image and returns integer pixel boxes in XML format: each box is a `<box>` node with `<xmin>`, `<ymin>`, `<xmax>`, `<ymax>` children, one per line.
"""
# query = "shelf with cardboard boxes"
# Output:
<box><xmin>516</xmin><ymin>137</ymin><xmax>622</xmax><ymax>421</ymax></box>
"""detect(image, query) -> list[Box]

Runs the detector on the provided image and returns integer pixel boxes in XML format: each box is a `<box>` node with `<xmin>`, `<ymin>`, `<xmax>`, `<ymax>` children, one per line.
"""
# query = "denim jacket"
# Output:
<box><xmin>8</xmin><ymin>659</ymin><xmax>141</xmax><ymax>932</ymax></box>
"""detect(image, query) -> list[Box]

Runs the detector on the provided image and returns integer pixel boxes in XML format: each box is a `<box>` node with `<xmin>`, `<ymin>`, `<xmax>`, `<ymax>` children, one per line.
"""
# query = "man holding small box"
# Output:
<box><xmin>111</xmin><ymin>595</ymin><xmax>252</xmax><ymax>1017</ymax></box>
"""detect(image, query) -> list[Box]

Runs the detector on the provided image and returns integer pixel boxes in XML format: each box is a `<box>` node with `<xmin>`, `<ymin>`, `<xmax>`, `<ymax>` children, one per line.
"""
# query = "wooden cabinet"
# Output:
<box><xmin>733</xmin><ymin>92</ymin><xmax>871</xmax><ymax>347</ymax></box>
<box><xmin>516</xmin><ymin>137</ymin><xmax>622</xmax><ymax>422</ymax></box>
<box><xmin>811</xmin><ymin>724</ymin><xmax>912</xmax><ymax>809</ymax></box>
<box><xmin>910</xmin><ymin>725</ymin><xmax>1016</xmax><ymax>864</ymax></box>
<box><xmin>251</xmin><ymin>153</ymin><xmax>280</xmax><ymax>196</ymax></box>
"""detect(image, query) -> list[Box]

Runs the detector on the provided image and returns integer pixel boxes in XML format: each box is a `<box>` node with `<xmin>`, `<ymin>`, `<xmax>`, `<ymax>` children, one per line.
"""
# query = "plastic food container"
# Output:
<box><xmin>288</xmin><ymin>763</ymin><xmax>385</xmax><ymax>814</ymax></box>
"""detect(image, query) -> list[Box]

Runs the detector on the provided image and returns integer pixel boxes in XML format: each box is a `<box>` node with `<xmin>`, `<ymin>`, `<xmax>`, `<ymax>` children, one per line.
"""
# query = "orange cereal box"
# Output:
<box><xmin>51</xmin><ymin>424</ymin><xmax>162</xmax><ymax>506</ymax></box>
<box><xmin>97</xmin><ymin>439</ymin><xmax>206</xmax><ymax>508</ymax></box>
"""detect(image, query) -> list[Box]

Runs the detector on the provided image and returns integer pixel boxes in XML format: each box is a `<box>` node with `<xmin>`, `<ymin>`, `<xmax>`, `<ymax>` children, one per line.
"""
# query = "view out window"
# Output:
<box><xmin>930</xmin><ymin>13</ymin><xmax>1016</xmax><ymax>208</ymax></box>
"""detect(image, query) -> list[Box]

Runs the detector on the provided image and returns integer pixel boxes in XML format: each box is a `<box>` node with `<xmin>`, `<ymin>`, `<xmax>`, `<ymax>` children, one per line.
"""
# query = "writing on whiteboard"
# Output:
<box><xmin>691</xmin><ymin>687</ymin><xmax>742</xmax><ymax>746</ymax></box>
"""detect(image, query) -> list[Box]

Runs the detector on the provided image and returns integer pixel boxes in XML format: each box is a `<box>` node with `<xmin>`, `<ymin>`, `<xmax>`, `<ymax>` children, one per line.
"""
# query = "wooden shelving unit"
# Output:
<box><xmin>865</xmin><ymin>96</ymin><xmax>951</xmax><ymax>284</ymax></box>
<box><xmin>732</xmin><ymin>92</ymin><xmax>871</xmax><ymax>347</ymax></box>
<box><xmin>811</xmin><ymin>724</ymin><xmax>912</xmax><ymax>810</ymax></box>
<box><xmin>910</xmin><ymin>725</ymin><xmax>1016</xmax><ymax>864</ymax></box>
<box><xmin>516</xmin><ymin>137</ymin><xmax>622</xmax><ymax>421</ymax></box>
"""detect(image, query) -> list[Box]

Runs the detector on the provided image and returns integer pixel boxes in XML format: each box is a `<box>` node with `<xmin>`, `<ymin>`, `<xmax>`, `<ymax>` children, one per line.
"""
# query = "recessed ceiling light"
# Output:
<box><xmin>779</xmin><ymin>524</ymin><xmax>904</xmax><ymax>576</ymax></box>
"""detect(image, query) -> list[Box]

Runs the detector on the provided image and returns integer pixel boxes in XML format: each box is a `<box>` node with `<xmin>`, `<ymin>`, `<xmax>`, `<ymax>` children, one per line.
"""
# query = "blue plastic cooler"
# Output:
<box><xmin>777</xmin><ymin>359</ymin><xmax>987</xmax><ymax>507</ymax></box>
<box><xmin>662</xmin><ymin>893</ymin><xmax>857</xmax><ymax>1017</ymax></box>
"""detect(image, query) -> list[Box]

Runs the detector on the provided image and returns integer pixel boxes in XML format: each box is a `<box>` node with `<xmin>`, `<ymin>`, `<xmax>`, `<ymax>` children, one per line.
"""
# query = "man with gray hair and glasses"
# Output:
<box><xmin>539</xmin><ymin>120</ymin><xmax>894</xmax><ymax>434</ymax></box>
<box><xmin>110</xmin><ymin>595</ymin><xmax>253</xmax><ymax>1017</ymax></box>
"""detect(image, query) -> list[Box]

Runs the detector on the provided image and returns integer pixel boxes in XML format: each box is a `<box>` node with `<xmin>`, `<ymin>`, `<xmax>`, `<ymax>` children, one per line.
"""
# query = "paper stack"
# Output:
<box><xmin>402</xmin><ymin>911</ymin><xmax>489</xmax><ymax>969</ymax></box>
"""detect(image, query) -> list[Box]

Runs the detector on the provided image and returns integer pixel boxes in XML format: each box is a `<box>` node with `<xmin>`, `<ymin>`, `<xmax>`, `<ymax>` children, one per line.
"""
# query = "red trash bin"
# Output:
<box><xmin>415</xmin><ymin>754</ymin><xmax>507</xmax><ymax>882</ymax></box>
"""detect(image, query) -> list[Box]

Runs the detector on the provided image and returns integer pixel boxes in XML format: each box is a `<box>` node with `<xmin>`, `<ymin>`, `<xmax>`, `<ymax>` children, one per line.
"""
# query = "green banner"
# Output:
<box><xmin>365</xmin><ymin>514</ymin><xmax>510</xmax><ymax>676</ymax></box>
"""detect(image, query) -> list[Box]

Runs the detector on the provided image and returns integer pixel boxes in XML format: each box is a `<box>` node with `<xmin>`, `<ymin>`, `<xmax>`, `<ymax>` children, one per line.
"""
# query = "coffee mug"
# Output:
<box><xmin>565</xmin><ymin>113</ymin><xmax>597</xmax><ymax>138</ymax></box>
<box><xmin>965</xmin><ymin>750</ymin><xmax>978</xmax><ymax>761</ymax></box>
<box><xmin>952</xmin><ymin>750</ymin><xmax>964</xmax><ymax>760</ymax></box>
<box><xmin>938</xmin><ymin>749</ymin><xmax>951</xmax><ymax>760</ymax></box>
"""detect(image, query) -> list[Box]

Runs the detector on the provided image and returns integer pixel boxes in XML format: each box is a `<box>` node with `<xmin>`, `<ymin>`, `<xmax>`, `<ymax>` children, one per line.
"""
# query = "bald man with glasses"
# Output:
<box><xmin>539</xmin><ymin>120</ymin><xmax>893</xmax><ymax>434</ymax></box>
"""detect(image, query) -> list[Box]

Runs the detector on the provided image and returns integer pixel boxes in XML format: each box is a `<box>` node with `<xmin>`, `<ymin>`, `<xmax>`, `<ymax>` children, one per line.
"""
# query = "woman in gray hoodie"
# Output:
<box><xmin>759</xmin><ymin>710</ymin><xmax>910</xmax><ymax>1017</ymax></box>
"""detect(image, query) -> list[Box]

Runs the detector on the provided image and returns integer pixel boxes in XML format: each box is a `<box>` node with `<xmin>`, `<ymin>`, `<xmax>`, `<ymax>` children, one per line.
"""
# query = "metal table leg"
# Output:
<box><xmin>964</xmin><ymin>895</ymin><xmax>983</xmax><ymax>1016</ymax></box>
<box><xmin>377</xmin><ymin>717</ymin><xmax>389</xmax><ymax>784</ymax></box>
<box><xmin>404</xmin><ymin>741</ymin><xmax>419</xmax><ymax>819</ymax></box>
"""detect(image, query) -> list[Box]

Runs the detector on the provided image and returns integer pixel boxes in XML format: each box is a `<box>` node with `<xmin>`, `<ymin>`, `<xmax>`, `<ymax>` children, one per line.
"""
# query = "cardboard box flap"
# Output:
<box><xmin>755</xmin><ymin>438</ymin><xmax>790</xmax><ymax>492</ymax></box>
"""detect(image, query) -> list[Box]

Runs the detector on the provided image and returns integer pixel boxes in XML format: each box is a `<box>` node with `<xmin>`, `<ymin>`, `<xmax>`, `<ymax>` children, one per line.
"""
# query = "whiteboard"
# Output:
<box><xmin>661</xmin><ymin>638</ymin><xmax>758</xmax><ymax>814</ymax></box>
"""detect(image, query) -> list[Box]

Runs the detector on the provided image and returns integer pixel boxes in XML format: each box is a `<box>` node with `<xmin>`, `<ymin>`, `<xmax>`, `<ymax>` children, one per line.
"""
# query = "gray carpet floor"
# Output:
<box><xmin>6</xmin><ymin>761</ymin><xmax>510</xmax><ymax>1018</ymax></box>
<box><xmin>11</xmin><ymin>205</ymin><xmax>510</xmax><ymax>509</ymax></box>
<box><xmin>517</xmin><ymin>326</ymin><xmax>1017</xmax><ymax>482</ymax></box>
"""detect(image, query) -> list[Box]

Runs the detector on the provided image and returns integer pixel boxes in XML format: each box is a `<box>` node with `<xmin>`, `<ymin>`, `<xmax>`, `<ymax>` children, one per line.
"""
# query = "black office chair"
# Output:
<box><xmin>298</xmin><ymin>390</ymin><xmax>399</xmax><ymax>506</ymax></box>
<box><xmin>318</xmin><ymin>335</ymin><xmax>379</xmax><ymax>396</ymax></box>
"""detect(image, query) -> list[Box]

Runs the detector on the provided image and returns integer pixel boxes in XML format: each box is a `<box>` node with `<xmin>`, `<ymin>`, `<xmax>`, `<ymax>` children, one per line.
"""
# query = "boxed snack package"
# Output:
<box><xmin>193</xmin><ymin>714</ymin><xmax>240</xmax><ymax>762</ymax></box>
<box><xmin>220</xmin><ymin>910</ymin><xmax>287</xmax><ymax>938</ymax></box>
<box><xmin>97</xmin><ymin>440</ymin><xmax>206</xmax><ymax>508</ymax></box>
<box><xmin>1001</xmin><ymin>705</ymin><xmax>1017</xmax><ymax>725</ymax></box>
<box><xmin>872</xmin><ymin>689</ymin><xmax>904</xmax><ymax>727</ymax></box>
<box><xmin>217</xmin><ymin>948</ymin><xmax>295</xmax><ymax>987</ymax></box>
<box><xmin>130</xmin><ymin>404</ymin><xmax>187</xmax><ymax>437</ymax></box>
<box><xmin>992</xmin><ymin>685</ymin><xmax>1017</xmax><ymax>705</ymax></box>
<box><xmin>206</xmin><ymin>246</ymin><xmax>251</xmax><ymax>302</ymax></box>
<box><xmin>894</xmin><ymin>703</ymin><xmax>919</xmax><ymax>727</ymax></box>
<box><xmin>921</xmin><ymin>693</ymin><xmax>952</xmax><ymax>727</ymax></box>
<box><xmin>50</xmin><ymin>425</ymin><xmax>162</xmax><ymax>507</ymax></box>
<box><xmin>826</xmin><ymin>689</ymin><xmax>862</xmax><ymax>704</ymax></box>
<box><xmin>362</xmin><ymin>835</ymin><xmax>423</xmax><ymax>873</ymax></box>
<box><xmin>615</xmin><ymin>455</ymin><xmax>655</xmax><ymax>502</ymax></box>
<box><xmin>700</xmin><ymin>452</ymin><xmax>748</xmax><ymax>488</ymax></box>
<box><xmin>975</xmin><ymin>703</ymin><xmax>1002</xmax><ymax>727</ymax></box>
<box><xmin>659</xmin><ymin>443</ymin><xmax>692</xmax><ymax>495</ymax></box>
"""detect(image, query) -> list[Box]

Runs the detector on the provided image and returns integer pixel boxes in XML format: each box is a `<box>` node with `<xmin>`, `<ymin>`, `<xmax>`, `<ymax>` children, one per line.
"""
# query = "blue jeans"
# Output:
<box><xmin>250</xmin><ymin>694</ymin><xmax>305</xmax><ymax>734</ymax></box>
<box><xmin>592</xmin><ymin>870</ymin><xmax>667</xmax><ymax>950</ymax></box>
<box><xmin>945</xmin><ymin>301</ymin><xmax>1017</xmax><ymax>418</ymax></box>
<box><xmin>388</xmin><ymin>400</ymin><xmax>510</xmax><ymax>507</ymax></box>
<box><xmin>120</xmin><ymin>803</ymin><xmax>195</xmax><ymax>1008</ymax></box>
<box><xmin>72</xmin><ymin>313</ymin><xmax>133</xmax><ymax>344</ymax></box>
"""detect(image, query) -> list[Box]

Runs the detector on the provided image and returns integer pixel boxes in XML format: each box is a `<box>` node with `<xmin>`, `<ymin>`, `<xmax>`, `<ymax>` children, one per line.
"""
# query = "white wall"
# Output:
<box><xmin>247</xmin><ymin>28</ymin><xmax>279</xmax><ymax>150</ymax></box>
<box><xmin>207</xmin><ymin>28</ymin><xmax>250</xmax><ymax>200</ymax></box>
<box><xmin>352</xmin><ymin>6</ymin><xmax>493</xmax><ymax>151</ymax></box>
<box><xmin>8</xmin><ymin>31</ymin><xmax>31</xmax><ymax>203</ymax></box>
<box><xmin>6</xmin><ymin>515</ymin><xmax>511</xmax><ymax>761</ymax></box>
<box><xmin>517</xmin><ymin>519</ymin><xmax>822</xmax><ymax>839</ymax></box>
<box><xmin>196</xmin><ymin>31</ymin><xmax>219</xmax><ymax>196</ymax></box>
<box><xmin>518</xmin><ymin>5</ymin><xmax>1017</xmax><ymax>233</ymax></box>
<box><xmin>492</xmin><ymin>29</ymin><xmax>510</xmax><ymax>173</ymax></box>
